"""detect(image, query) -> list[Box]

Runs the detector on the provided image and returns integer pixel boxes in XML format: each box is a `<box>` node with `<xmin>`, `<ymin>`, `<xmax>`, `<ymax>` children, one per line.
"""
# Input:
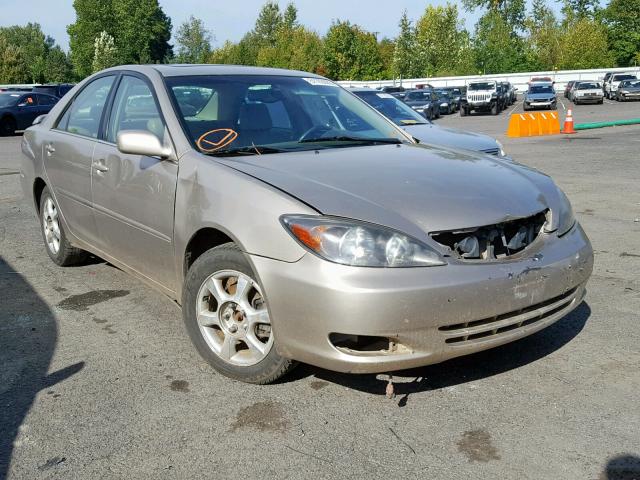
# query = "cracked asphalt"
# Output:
<box><xmin>1</xmin><ymin>98</ymin><xmax>639</xmax><ymax>479</ymax></box>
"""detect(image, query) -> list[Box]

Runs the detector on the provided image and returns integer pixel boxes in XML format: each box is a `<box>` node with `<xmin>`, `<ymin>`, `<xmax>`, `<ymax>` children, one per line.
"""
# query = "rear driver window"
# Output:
<box><xmin>57</xmin><ymin>75</ymin><xmax>115</xmax><ymax>138</ymax></box>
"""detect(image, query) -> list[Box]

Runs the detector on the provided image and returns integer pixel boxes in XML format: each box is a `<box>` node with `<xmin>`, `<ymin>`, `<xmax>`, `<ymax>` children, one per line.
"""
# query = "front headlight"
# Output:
<box><xmin>621</xmin><ymin>90</ymin><xmax>629</xmax><ymax>94</ymax></box>
<box><xmin>281</xmin><ymin>215</ymin><xmax>446</xmax><ymax>267</ymax></box>
<box><xmin>547</xmin><ymin>188</ymin><xmax>576</xmax><ymax>236</ymax></box>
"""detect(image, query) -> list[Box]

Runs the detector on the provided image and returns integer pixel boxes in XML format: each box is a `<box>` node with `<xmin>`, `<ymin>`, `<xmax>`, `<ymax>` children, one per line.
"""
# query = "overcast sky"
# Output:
<box><xmin>0</xmin><ymin>0</ymin><xmax>488</xmax><ymax>51</ymax></box>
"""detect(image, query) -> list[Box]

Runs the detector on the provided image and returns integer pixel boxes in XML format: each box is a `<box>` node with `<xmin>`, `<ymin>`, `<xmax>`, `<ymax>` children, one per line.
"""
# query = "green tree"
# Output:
<box><xmin>473</xmin><ymin>10</ymin><xmax>526</xmax><ymax>74</ymax></box>
<box><xmin>0</xmin><ymin>36</ymin><xmax>28</xmax><ymax>84</ymax></box>
<box><xmin>175</xmin><ymin>15</ymin><xmax>213</xmax><ymax>63</ymax></box>
<box><xmin>462</xmin><ymin>0</ymin><xmax>526</xmax><ymax>31</ymax></box>
<box><xmin>0</xmin><ymin>23</ymin><xmax>50</xmax><ymax>82</ymax></box>
<box><xmin>323</xmin><ymin>21</ymin><xmax>382</xmax><ymax>80</ymax></box>
<box><xmin>253</xmin><ymin>1</ymin><xmax>283</xmax><ymax>47</ymax></box>
<box><xmin>112</xmin><ymin>0</ymin><xmax>172</xmax><ymax>64</ymax></box>
<box><xmin>378</xmin><ymin>37</ymin><xmax>395</xmax><ymax>80</ymax></box>
<box><xmin>602</xmin><ymin>0</ymin><xmax>640</xmax><ymax>67</ymax></box>
<box><xmin>68</xmin><ymin>0</ymin><xmax>115</xmax><ymax>78</ymax></box>
<box><xmin>256</xmin><ymin>25</ymin><xmax>323</xmax><ymax>72</ymax></box>
<box><xmin>43</xmin><ymin>46</ymin><xmax>73</xmax><ymax>82</ymax></box>
<box><xmin>560</xmin><ymin>0</ymin><xmax>599</xmax><ymax>21</ymax></box>
<box><xmin>560</xmin><ymin>17</ymin><xmax>611</xmax><ymax>69</ymax></box>
<box><xmin>283</xmin><ymin>3</ymin><xmax>298</xmax><ymax>30</ymax></box>
<box><xmin>392</xmin><ymin>11</ymin><xmax>415</xmax><ymax>81</ymax></box>
<box><xmin>92</xmin><ymin>31</ymin><xmax>118</xmax><ymax>73</ymax></box>
<box><xmin>414</xmin><ymin>3</ymin><xmax>468</xmax><ymax>77</ymax></box>
<box><xmin>524</xmin><ymin>0</ymin><xmax>563</xmax><ymax>70</ymax></box>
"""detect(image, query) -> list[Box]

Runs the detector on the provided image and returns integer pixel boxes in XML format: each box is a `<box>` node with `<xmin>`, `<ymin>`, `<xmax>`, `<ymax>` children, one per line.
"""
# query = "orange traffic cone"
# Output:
<box><xmin>563</xmin><ymin>109</ymin><xmax>576</xmax><ymax>134</ymax></box>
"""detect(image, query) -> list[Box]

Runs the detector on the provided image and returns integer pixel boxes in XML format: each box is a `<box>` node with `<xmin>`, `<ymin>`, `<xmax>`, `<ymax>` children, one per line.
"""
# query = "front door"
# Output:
<box><xmin>14</xmin><ymin>94</ymin><xmax>41</xmax><ymax>130</ymax></box>
<box><xmin>91</xmin><ymin>74</ymin><xmax>178</xmax><ymax>291</ymax></box>
<box><xmin>44</xmin><ymin>75</ymin><xmax>117</xmax><ymax>245</ymax></box>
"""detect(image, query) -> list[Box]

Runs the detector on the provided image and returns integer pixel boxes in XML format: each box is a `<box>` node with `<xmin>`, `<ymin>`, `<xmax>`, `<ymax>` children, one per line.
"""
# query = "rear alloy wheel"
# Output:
<box><xmin>182</xmin><ymin>243</ymin><xmax>296</xmax><ymax>384</ymax></box>
<box><xmin>39</xmin><ymin>187</ymin><xmax>88</xmax><ymax>266</ymax></box>
<box><xmin>0</xmin><ymin>116</ymin><xmax>16</xmax><ymax>136</ymax></box>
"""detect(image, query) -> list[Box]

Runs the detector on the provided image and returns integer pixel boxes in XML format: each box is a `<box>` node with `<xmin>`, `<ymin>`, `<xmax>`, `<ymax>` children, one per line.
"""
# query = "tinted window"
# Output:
<box><xmin>37</xmin><ymin>94</ymin><xmax>57</xmax><ymax>106</ymax></box>
<box><xmin>57</xmin><ymin>75</ymin><xmax>115</xmax><ymax>138</ymax></box>
<box><xmin>468</xmin><ymin>83</ymin><xmax>495</xmax><ymax>91</ymax></box>
<box><xmin>106</xmin><ymin>75</ymin><xmax>165</xmax><ymax>143</ymax></box>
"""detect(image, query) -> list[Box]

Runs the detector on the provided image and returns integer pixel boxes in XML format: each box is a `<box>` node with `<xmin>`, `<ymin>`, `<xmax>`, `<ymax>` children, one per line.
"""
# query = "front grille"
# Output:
<box><xmin>439</xmin><ymin>287</ymin><xmax>578</xmax><ymax>345</ymax></box>
<box><xmin>468</xmin><ymin>93</ymin><xmax>490</xmax><ymax>102</ymax></box>
<box><xmin>430</xmin><ymin>210</ymin><xmax>548</xmax><ymax>260</ymax></box>
<box><xmin>481</xmin><ymin>148</ymin><xmax>501</xmax><ymax>156</ymax></box>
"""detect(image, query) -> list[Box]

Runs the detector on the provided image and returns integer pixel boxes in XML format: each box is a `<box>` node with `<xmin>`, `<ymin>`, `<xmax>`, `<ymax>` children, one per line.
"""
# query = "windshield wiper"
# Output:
<box><xmin>299</xmin><ymin>135</ymin><xmax>402</xmax><ymax>145</ymax></box>
<box><xmin>206</xmin><ymin>145</ymin><xmax>288</xmax><ymax>157</ymax></box>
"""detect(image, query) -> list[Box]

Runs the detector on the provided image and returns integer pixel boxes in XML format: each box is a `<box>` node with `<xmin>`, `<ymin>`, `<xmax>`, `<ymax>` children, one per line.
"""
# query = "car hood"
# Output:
<box><xmin>218</xmin><ymin>144</ymin><xmax>563</xmax><ymax>240</ymax></box>
<box><xmin>402</xmin><ymin>123</ymin><xmax>499</xmax><ymax>153</ymax></box>
<box><xmin>405</xmin><ymin>100</ymin><xmax>431</xmax><ymax>107</ymax></box>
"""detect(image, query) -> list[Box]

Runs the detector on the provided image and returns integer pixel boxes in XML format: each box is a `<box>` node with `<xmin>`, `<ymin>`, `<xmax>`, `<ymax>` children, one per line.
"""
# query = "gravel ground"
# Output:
<box><xmin>1</xmin><ymin>98</ymin><xmax>639</xmax><ymax>480</ymax></box>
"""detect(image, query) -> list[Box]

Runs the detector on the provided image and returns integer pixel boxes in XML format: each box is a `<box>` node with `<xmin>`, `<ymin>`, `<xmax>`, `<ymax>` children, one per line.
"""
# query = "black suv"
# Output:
<box><xmin>32</xmin><ymin>83</ymin><xmax>75</xmax><ymax>99</ymax></box>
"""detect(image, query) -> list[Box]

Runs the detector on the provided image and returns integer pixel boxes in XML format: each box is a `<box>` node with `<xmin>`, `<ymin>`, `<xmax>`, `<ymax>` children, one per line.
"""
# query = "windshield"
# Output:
<box><xmin>468</xmin><ymin>82</ymin><xmax>494</xmax><ymax>91</ymax></box>
<box><xmin>529</xmin><ymin>85</ymin><xmax>554</xmax><ymax>94</ymax></box>
<box><xmin>0</xmin><ymin>94</ymin><xmax>20</xmax><ymax>108</ymax></box>
<box><xmin>613</xmin><ymin>74</ymin><xmax>636</xmax><ymax>81</ymax></box>
<box><xmin>353</xmin><ymin>91</ymin><xmax>428</xmax><ymax>125</ymax></box>
<box><xmin>621</xmin><ymin>80</ymin><xmax>640</xmax><ymax>88</ymax></box>
<box><xmin>434</xmin><ymin>90</ymin><xmax>450</xmax><ymax>99</ymax></box>
<box><xmin>405</xmin><ymin>91</ymin><xmax>431</xmax><ymax>101</ymax></box>
<box><xmin>166</xmin><ymin>75</ymin><xmax>407</xmax><ymax>156</ymax></box>
<box><xmin>577</xmin><ymin>82</ymin><xmax>600</xmax><ymax>90</ymax></box>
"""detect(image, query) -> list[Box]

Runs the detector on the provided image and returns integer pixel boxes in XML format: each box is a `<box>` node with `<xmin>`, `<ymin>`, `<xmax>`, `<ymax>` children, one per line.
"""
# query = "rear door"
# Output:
<box><xmin>91</xmin><ymin>74</ymin><xmax>178</xmax><ymax>290</ymax></box>
<box><xmin>44</xmin><ymin>75</ymin><xmax>117</xmax><ymax>245</ymax></box>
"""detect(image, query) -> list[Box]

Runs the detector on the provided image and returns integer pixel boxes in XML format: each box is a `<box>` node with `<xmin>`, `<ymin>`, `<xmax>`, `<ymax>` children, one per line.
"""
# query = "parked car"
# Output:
<box><xmin>0</xmin><ymin>92</ymin><xmax>59</xmax><ymax>136</ymax></box>
<box><xmin>379</xmin><ymin>85</ymin><xmax>405</xmax><ymax>94</ymax></box>
<box><xmin>572</xmin><ymin>81</ymin><xmax>604</xmax><ymax>105</ymax></box>
<box><xmin>441</xmin><ymin>87</ymin><xmax>463</xmax><ymax>109</ymax></box>
<box><xmin>434</xmin><ymin>89</ymin><xmax>455</xmax><ymax>114</ymax></box>
<box><xmin>460</xmin><ymin>80</ymin><xmax>501</xmax><ymax>116</ymax></box>
<box><xmin>615</xmin><ymin>79</ymin><xmax>640</xmax><ymax>101</ymax></box>
<box><xmin>32</xmin><ymin>83</ymin><xmax>75</xmax><ymax>99</ymax></box>
<box><xmin>530</xmin><ymin>76</ymin><xmax>553</xmax><ymax>83</ymax></box>
<box><xmin>21</xmin><ymin>65</ymin><xmax>593</xmax><ymax>384</ymax></box>
<box><xmin>403</xmin><ymin>89</ymin><xmax>439</xmax><ymax>120</ymax></box>
<box><xmin>350</xmin><ymin>87</ymin><xmax>507</xmax><ymax>156</ymax></box>
<box><xmin>564</xmin><ymin>80</ymin><xmax>578</xmax><ymax>98</ymax></box>
<box><xmin>501</xmin><ymin>82</ymin><xmax>516</xmax><ymax>105</ymax></box>
<box><xmin>524</xmin><ymin>82</ymin><xmax>557</xmax><ymax>110</ymax></box>
<box><xmin>604</xmin><ymin>73</ymin><xmax>637</xmax><ymax>99</ymax></box>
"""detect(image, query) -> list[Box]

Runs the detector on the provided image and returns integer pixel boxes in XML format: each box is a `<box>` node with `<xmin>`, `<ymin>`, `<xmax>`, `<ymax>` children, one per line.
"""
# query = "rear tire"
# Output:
<box><xmin>0</xmin><ymin>116</ymin><xmax>16</xmax><ymax>136</ymax></box>
<box><xmin>39</xmin><ymin>186</ymin><xmax>88</xmax><ymax>266</ymax></box>
<box><xmin>182</xmin><ymin>243</ymin><xmax>297</xmax><ymax>384</ymax></box>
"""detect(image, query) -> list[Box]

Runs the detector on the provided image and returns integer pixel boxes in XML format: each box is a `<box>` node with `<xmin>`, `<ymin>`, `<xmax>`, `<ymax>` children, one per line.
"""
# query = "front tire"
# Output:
<box><xmin>182</xmin><ymin>243</ymin><xmax>296</xmax><ymax>384</ymax></box>
<box><xmin>491</xmin><ymin>102</ymin><xmax>498</xmax><ymax>115</ymax></box>
<box><xmin>0</xmin><ymin>116</ymin><xmax>16</xmax><ymax>136</ymax></box>
<box><xmin>39</xmin><ymin>187</ymin><xmax>88</xmax><ymax>266</ymax></box>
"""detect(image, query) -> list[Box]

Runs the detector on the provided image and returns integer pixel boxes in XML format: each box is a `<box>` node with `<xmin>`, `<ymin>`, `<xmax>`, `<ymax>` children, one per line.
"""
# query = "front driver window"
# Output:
<box><xmin>56</xmin><ymin>75</ymin><xmax>115</xmax><ymax>138</ymax></box>
<box><xmin>106</xmin><ymin>76</ymin><xmax>165</xmax><ymax>144</ymax></box>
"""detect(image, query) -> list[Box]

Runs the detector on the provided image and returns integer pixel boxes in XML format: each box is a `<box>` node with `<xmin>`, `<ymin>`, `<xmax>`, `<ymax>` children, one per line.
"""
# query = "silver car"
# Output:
<box><xmin>21</xmin><ymin>65</ymin><xmax>593</xmax><ymax>384</ymax></box>
<box><xmin>350</xmin><ymin>87</ymin><xmax>507</xmax><ymax>157</ymax></box>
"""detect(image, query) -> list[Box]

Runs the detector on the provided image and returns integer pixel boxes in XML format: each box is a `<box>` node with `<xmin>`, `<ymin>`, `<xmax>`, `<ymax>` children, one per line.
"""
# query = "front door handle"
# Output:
<box><xmin>93</xmin><ymin>161</ymin><xmax>109</xmax><ymax>173</ymax></box>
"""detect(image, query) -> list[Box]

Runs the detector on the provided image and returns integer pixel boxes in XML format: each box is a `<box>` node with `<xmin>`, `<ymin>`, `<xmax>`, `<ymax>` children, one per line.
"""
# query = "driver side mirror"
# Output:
<box><xmin>116</xmin><ymin>130</ymin><xmax>172</xmax><ymax>159</ymax></box>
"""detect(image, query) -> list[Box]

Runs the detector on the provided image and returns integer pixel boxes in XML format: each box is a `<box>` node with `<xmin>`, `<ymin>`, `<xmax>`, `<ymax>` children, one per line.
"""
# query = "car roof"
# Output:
<box><xmin>347</xmin><ymin>87</ymin><xmax>378</xmax><ymax>93</ymax></box>
<box><xmin>102</xmin><ymin>64</ymin><xmax>325</xmax><ymax>79</ymax></box>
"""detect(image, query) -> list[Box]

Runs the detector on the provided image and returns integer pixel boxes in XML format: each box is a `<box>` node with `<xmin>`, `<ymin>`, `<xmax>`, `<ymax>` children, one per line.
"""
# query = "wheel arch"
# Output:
<box><xmin>183</xmin><ymin>227</ymin><xmax>237</xmax><ymax>278</ymax></box>
<box><xmin>33</xmin><ymin>177</ymin><xmax>47</xmax><ymax>214</ymax></box>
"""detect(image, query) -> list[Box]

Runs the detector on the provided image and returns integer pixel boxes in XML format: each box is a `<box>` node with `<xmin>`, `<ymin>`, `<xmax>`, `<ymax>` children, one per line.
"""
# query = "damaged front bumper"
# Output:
<box><xmin>251</xmin><ymin>223</ymin><xmax>593</xmax><ymax>374</ymax></box>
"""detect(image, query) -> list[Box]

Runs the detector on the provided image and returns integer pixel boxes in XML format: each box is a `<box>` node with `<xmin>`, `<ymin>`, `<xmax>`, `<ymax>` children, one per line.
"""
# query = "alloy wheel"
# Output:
<box><xmin>196</xmin><ymin>270</ymin><xmax>273</xmax><ymax>366</ymax></box>
<box><xmin>42</xmin><ymin>197</ymin><xmax>61</xmax><ymax>254</ymax></box>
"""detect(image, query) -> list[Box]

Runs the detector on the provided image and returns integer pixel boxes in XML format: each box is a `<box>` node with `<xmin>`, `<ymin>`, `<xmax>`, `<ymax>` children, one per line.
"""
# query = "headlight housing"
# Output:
<box><xmin>281</xmin><ymin>215</ymin><xmax>446</xmax><ymax>267</ymax></box>
<box><xmin>547</xmin><ymin>188</ymin><xmax>576</xmax><ymax>236</ymax></box>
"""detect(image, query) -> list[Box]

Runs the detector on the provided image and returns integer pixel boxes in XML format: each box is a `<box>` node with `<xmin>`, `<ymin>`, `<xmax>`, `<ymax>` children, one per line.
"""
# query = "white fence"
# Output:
<box><xmin>338</xmin><ymin>66</ymin><xmax>640</xmax><ymax>93</ymax></box>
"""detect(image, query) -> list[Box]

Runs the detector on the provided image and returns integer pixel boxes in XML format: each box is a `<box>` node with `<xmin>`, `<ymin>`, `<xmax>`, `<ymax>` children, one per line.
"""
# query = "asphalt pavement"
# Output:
<box><xmin>1</xmin><ymin>99</ymin><xmax>639</xmax><ymax>479</ymax></box>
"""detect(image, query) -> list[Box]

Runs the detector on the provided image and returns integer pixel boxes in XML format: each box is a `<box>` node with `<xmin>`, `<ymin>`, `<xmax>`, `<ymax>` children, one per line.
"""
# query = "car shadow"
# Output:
<box><xmin>289</xmin><ymin>302</ymin><xmax>591</xmax><ymax>405</ymax></box>
<box><xmin>0</xmin><ymin>256</ymin><xmax>84</xmax><ymax>479</ymax></box>
<box><xmin>601</xmin><ymin>454</ymin><xmax>640</xmax><ymax>480</ymax></box>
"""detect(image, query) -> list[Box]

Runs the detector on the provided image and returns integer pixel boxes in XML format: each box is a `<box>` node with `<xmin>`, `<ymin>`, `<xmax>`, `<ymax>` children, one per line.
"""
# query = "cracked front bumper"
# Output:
<box><xmin>252</xmin><ymin>223</ymin><xmax>593</xmax><ymax>374</ymax></box>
